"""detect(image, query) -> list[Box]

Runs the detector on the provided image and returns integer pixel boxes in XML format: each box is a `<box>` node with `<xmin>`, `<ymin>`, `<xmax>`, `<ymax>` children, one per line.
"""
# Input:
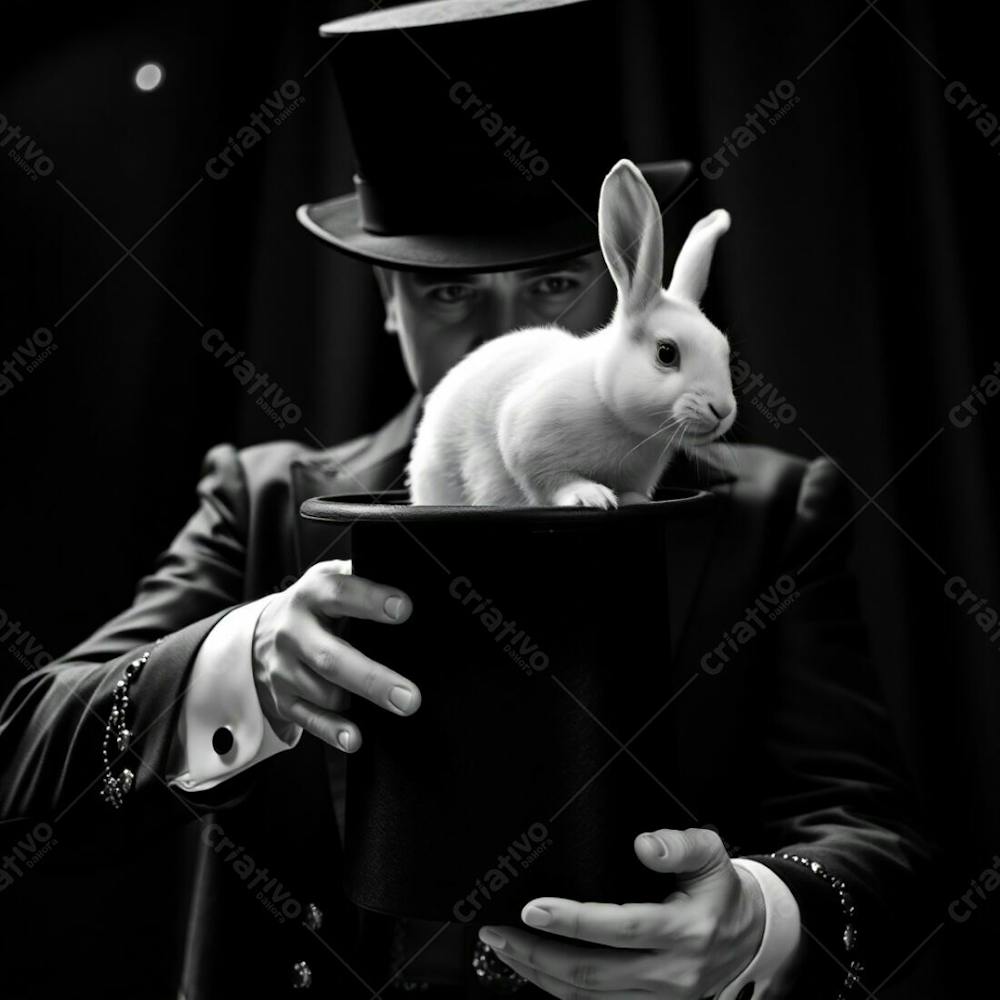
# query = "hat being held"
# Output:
<box><xmin>297</xmin><ymin>0</ymin><xmax>692</xmax><ymax>273</ymax></box>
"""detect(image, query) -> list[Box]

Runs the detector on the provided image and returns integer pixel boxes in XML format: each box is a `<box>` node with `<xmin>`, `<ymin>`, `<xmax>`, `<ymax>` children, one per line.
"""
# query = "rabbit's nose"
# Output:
<box><xmin>709</xmin><ymin>402</ymin><xmax>734</xmax><ymax>421</ymax></box>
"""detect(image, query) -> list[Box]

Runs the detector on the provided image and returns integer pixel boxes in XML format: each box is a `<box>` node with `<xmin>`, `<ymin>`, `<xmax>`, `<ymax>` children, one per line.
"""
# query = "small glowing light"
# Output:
<box><xmin>134</xmin><ymin>63</ymin><xmax>164</xmax><ymax>92</ymax></box>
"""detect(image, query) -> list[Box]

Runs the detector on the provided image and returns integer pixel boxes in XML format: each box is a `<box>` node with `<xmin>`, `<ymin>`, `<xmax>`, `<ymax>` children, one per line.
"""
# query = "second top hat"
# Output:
<box><xmin>301</xmin><ymin>486</ymin><xmax>716</xmax><ymax>924</ymax></box>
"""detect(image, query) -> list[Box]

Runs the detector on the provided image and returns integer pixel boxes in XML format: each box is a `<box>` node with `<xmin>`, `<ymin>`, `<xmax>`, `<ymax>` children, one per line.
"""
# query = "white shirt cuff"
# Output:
<box><xmin>718</xmin><ymin>858</ymin><xmax>802</xmax><ymax>999</ymax></box>
<box><xmin>167</xmin><ymin>595</ymin><xmax>302</xmax><ymax>793</ymax></box>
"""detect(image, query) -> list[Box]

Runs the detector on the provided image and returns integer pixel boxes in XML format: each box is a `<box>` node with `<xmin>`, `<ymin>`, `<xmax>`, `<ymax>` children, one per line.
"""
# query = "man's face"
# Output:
<box><xmin>376</xmin><ymin>251</ymin><xmax>616</xmax><ymax>395</ymax></box>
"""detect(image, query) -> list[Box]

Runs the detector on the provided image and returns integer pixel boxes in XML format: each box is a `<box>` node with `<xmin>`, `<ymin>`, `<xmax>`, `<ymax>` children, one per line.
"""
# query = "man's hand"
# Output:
<box><xmin>478</xmin><ymin>827</ymin><xmax>765</xmax><ymax>999</ymax></box>
<box><xmin>252</xmin><ymin>559</ymin><xmax>419</xmax><ymax>751</ymax></box>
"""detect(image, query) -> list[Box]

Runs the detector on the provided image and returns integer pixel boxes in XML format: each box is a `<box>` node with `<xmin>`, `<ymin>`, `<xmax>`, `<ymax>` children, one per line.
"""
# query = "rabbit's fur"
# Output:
<box><xmin>407</xmin><ymin>159</ymin><xmax>736</xmax><ymax>508</ymax></box>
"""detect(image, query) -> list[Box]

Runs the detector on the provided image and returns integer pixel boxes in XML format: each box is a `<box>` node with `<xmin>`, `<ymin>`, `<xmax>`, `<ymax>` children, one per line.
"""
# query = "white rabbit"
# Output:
<box><xmin>406</xmin><ymin>158</ymin><xmax>736</xmax><ymax>508</ymax></box>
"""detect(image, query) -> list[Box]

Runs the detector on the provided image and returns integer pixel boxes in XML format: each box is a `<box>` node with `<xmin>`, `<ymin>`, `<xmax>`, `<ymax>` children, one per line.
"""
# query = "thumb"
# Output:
<box><xmin>634</xmin><ymin>827</ymin><xmax>731</xmax><ymax>888</ymax></box>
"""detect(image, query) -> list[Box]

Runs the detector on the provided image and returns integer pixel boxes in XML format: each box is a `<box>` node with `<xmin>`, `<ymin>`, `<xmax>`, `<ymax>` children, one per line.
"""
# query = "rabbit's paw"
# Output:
<box><xmin>552</xmin><ymin>480</ymin><xmax>618</xmax><ymax>509</ymax></box>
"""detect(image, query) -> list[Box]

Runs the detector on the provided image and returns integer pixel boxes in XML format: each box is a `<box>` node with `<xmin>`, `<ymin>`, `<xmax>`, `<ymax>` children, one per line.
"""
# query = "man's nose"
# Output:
<box><xmin>483</xmin><ymin>293</ymin><xmax>523</xmax><ymax>340</ymax></box>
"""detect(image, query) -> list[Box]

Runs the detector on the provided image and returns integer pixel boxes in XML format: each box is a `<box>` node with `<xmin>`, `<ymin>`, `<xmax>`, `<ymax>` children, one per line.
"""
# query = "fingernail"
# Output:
<box><xmin>479</xmin><ymin>927</ymin><xmax>505</xmax><ymax>950</ymax></box>
<box><xmin>640</xmin><ymin>834</ymin><xmax>667</xmax><ymax>858</ymax></box>
<box><xmin>388</xmin><ymin>686</ymin><xmax>414</xmax><ymax>712</ymax></box>
<box><xmin>522</xmin><ymin>904</ymin><xmax>552</xmax><ymax>927</ymax></box>
<box><xmin>384</xmin><ymin>596</ymin><xmax>405</xmax><ymax>620</ymax></box>
<box><xmin>337</xmin><ymin>730</ymin><xmax>353</xmax><ymax>752</ymax></box>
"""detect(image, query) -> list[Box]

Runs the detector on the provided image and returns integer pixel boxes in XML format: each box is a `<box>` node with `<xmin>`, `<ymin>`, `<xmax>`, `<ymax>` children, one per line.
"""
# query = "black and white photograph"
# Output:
<box><xmin>0</xmin><ymin>1</ymin><xmax>996</xmax><ymax>996</ymax></box>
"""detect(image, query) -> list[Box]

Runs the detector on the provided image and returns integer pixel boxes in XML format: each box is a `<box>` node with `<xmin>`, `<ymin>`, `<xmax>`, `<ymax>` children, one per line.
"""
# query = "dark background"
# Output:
<box><xmin>1</xmin><ymin>0</ymin><xmax>997</xmax><ymax>994</ymax></box>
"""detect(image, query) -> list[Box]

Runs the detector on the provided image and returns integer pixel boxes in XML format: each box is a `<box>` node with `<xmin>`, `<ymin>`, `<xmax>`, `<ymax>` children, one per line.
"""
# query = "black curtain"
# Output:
<box><xmin>1</xmin><ymin>0</ymin><xmax>995</xmax><ymax>994</ymax></box>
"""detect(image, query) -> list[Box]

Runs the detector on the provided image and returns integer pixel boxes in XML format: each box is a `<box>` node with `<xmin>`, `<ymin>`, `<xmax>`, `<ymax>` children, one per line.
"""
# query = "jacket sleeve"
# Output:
<box><xmin>745</xmin><ymin>457</ymin><xmax>936</xmax><ymax>998</ymax></box>
<box><xmin>0</xmin><ymin>442</ymin><xmax>268</xmax><ymax>848</ymax></box>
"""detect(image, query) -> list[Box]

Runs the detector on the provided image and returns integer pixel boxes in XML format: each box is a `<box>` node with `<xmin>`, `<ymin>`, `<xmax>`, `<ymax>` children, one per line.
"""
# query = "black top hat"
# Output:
<box><xmin>302</xmin><ymin>487</ymin><xmax>716</xmax><ymax>923</ymax></box>
<box><xmin>297</xmin><ymin>0</ymin><xmax>692</xmax><ymax>272</ymax></box>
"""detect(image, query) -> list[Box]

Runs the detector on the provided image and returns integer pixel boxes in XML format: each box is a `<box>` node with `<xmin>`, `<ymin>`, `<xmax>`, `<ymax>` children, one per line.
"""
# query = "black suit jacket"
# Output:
<box><xmin>0</xmin><ymin>394</ymin><xmax>932</xmax><ymax>998</ymax></box>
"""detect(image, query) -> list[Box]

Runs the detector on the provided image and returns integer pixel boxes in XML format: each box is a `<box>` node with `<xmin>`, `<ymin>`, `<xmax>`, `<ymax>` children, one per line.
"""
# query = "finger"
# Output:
<box><xmin>271</xmin><ymin>657</ymin><xmax>351</xmax><ymax>713</ymax></box>
<box><xmin>322</xmin><ymin>558</ymin><xmax>352</xmax><ymax>574</ymax></box>
<box><xmin>479</xmin><ymin>926</ymin><xmax>651</xmax><ymax>991</ymax></box>
<box><xmin>635</xmin><ymin>828</ymin><xmax>730</xmax><ymax>882</ymax></box>
<box><xmin>513</xmin><ymin>898</ymin><xmax>675</xmax><ymax>949</ymax></box>
<box><xmin>306</xmin><ymin>562</ymin><xmax>412</xmax><ymax>624</ymax></box>
<box><xmin>285</xmin><ymin>698</ymin><xmax>361</xmax><ymax>753</ymax></box>
<box><xmin>295</xmin><ymin>617</ymin><xmax>421</xmax><ymax>716</ymax></box>
<box><xmin>488</xmin><ymin>949</ymin><xmax>652</xmax><ymax>998</ymax></box>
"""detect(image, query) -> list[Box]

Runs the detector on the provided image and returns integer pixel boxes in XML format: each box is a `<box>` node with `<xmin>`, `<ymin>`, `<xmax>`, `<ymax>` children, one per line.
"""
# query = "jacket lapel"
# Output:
<box><xmin>290</xmin><ymin>395</ymin><xmax>423</xmax><ymax>572</ymax></box>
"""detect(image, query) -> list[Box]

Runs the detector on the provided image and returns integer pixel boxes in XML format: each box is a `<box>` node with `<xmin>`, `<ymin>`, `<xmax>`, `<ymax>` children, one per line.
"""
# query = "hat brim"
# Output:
<box><xmin>296</xmin><ymin>161</ymin><xmax>693</xmax><ymax>273</ymax></box>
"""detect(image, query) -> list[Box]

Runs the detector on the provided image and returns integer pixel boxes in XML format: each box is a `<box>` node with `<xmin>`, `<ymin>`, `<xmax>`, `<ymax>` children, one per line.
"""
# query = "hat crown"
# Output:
<box><xmin>326</xmin><ymin>0</ymin><xmax>622</xmax><ymax>236</ymax></box>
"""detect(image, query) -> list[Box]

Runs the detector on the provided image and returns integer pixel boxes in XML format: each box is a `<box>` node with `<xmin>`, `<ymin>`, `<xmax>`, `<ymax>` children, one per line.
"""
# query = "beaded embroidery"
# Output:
<box><xmin>771</xmin><ymin>852</ymin><xmax>864</xmax><ymax>998</ymax></box>
<box><xmin>472</xmin><ymin>939</ymin><xmax>526</xmax><ymax>993</ymax></box>
<box><xmin>100</xmin><ymin>642</ymin><xmax>160</xmax><ymax>809</ymax></box>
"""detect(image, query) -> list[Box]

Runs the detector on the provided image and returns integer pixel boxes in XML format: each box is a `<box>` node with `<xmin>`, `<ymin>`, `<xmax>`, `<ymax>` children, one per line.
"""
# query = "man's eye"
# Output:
<box><xmin>656</xmin><ymin>340</ymin><xmax>680</xmax><ymax>367</ymax></box>
<box><xmin>429</xmin><ymin>285</ymin><xmax>476</xmax><ymax>304</ymax></box>
<box><xmin>533</xmin><ymin>276</ymin><xmax>578</xmax><ymax>296</ymax></box>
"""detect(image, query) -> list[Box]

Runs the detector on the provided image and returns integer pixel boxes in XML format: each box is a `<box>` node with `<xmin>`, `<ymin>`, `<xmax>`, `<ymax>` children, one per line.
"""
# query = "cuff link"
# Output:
<box><xmin>212</xmin><ymin>725</ymin><xmax>235</xmax><ymax>756</ymax></box>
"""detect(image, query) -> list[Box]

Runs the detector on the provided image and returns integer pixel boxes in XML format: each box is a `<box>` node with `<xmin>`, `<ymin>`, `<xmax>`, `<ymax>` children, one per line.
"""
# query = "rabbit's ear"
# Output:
<box><xmin>598</xmin><ymin>159</ymin><xmax>664</xmax><ymax>315</ymax></box>
<box><xmin>666</xmin><ymin>209</ymin><xmax>731</xmax><ymax>305</ymax></box>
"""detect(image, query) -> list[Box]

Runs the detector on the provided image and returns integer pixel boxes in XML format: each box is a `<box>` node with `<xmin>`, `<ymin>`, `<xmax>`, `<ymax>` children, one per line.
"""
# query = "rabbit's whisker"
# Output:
<box><xmin>653</xmin><ymin>420</ymin><xmax>685</xmax><ymax>471</ymax></box>
<box><xmin>617</xmin><ymin>416</ymin><xmax>682</xmax><ymax>469</ymax></box>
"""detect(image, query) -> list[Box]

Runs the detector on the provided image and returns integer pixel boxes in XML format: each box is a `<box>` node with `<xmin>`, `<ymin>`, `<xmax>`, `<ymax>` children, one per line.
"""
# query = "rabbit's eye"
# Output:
<box><xmin>656</xmin><ymin>340</ymin><xmax>680</xmax><ymax>368</ymax></box>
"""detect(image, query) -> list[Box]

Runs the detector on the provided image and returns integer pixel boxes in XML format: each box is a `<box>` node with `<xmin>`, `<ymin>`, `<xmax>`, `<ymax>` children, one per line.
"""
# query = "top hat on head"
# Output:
<box><xmin>297</xmin><ymin>0</ymin><xmax>692</xmax><ymax>272</ymax></box>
